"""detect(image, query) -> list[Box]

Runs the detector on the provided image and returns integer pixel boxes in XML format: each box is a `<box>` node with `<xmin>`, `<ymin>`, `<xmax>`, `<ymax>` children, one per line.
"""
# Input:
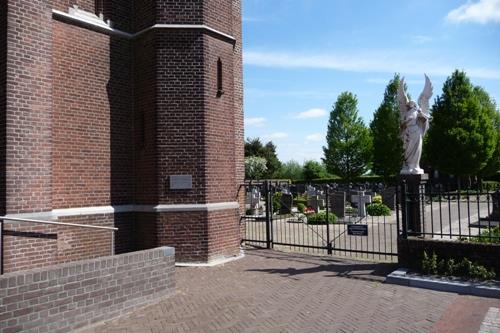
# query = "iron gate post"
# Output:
<box><xmin>326</xmin><ymin>187</ymin><xmax>332</xmax><ymax>254</ymax></box>
<box><xmin>265</xmin><ymin>181</ymin><xmax>273</xmax><ymax>249</ymax></box>
<box><xmin>0</xmin><ymin>219</ymin><xmax>3</xmax><ymax>275</ymax></box>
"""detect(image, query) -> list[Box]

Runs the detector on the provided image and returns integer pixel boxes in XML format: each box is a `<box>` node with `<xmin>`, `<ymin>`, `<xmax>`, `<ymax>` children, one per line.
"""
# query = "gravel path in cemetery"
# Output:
<box><xmin>78</xmin><ymin>249</ymin><xmax>499</xmax><ymax>333</ymax></box>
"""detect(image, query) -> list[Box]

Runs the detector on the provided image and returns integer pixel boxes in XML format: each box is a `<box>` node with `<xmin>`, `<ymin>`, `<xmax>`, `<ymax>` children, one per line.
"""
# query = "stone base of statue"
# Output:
<box><xmin>400</xmin><ymin>173</ymin><xmax>429</xmax><ymax>237</ymax></box>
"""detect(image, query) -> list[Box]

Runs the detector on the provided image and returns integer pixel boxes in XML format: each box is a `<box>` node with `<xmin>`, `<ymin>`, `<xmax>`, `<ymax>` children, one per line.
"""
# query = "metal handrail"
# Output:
<box><xmin>0</xmin><ymin>216</ymin><xmax>118</xmax><ymax>275</ymax></box>
<box><xmin>0</xmin><ymin>216</ymin><xmax>118</xmax><ymax>231</ymax></box>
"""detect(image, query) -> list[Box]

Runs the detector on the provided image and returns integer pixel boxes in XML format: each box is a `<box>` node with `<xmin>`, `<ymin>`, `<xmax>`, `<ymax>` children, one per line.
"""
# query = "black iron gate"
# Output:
<box><xmin>241</xmin><ymin>181</ymin><xmax>399</xmax><ymax>262</ymax></box>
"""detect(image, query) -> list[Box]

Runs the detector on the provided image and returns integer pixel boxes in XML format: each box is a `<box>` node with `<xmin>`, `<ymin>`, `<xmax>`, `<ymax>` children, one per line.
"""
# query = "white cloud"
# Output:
<box><xmin>243</xmin><ymin>50</ymin><xmax>500</xmax><ymax>80</ymax></box>
<box><xmin>246</xmin><ymin>88</ymin><xmax>338</xmax><ymax>99</ymax></box>
<box><xmin>411</xmin><ymin>35</ymin><xmax>433</xmax><ymax>44</ymax></box>
<box><xmin>365</xmin><ymin>78</ymin><xmax>424</xmax><ymax>85</ymax></box>
<box><xmin>264</xmin><ymin>132</ymin><xmax>288</xmax><ymax>140</ymax></box>
<box><xmin>245</xmin><ymin>117</ymin><xmax>266</xmax><ymax>127</ymax></box>
<box><xmin>295</xmin><ymin>108</ymin><xmax>327</xmax><ymax>119</ymax></box>
<box><xmin>242</xmin><ymin>16</ymin><xmax>266</xmax><ymax>23</ymax></box>
<box><xmin>447</xmin><ymin>0</ymin><xmax>500</xmax><ymax>24</ymax></box>
<box><xmin>305</xmin><ymin>133</ymin><xmax>323</xmax><ymax>142</ymax></box>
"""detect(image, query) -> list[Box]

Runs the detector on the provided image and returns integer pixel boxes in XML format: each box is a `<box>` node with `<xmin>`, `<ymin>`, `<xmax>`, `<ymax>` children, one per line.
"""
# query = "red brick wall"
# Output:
<box><xmin>2</xmin><ymin>213</ymin><xmax>135</xmax><ymax>274</ymax></box>
<box><xmin>5</xmin><ymin>0</ymin><xmax>53</xmax><ymax>214</ymax></box>
<box><xmin>207</xmin><ymin>209</ymin><xmax>241</xmax><ymax>260</ymax></box>
<box><xmin>156</xmin><ymin>211</ymin><xmax>209</xmax><ymax>262</ymax></box>
<box><xmin>155</xmin><ymin>29</ymin><xmax>207</xmax><ymax>205</ymax></box>
<box><xmin>155</xmin><ymin>209</ymin><xmax>240</xmax><ymax>262</ymax></box>
<box><xmin>232</xmin><ymin>0</ymin><xmax>245</xmax><ymax>216</ymax></box>
<box><xmin>1</xmin><ymin>0</ymin><xmax>244</xmax><ymax>269</ymax></box>
<box><xmin>0</xmin><ymin>0</ymin><xmax>7</xmax><ymax>215</ymax></box>
<box><xmin>204</xmin><ymin>0</ymin><xmax>233</xmax><ymax>36</ymax></box>
<box><xmin>156</xmin><ymin>0</ymin><xmax>204</xmax><ymax>25</ymax></box>
<box><xmin>132</xmin><ymin>0</ymin><xmax>156</xmax><ymax>31</ymax></box>
<box><xmin>204</xmin><ymin>36</ymin><xmax>236</xmax><ymax>203</ymax></box>
<box><xmin>52</xmin><ymin>21</ymin><xmax>133</xmax><ymax>208</ymax></box>
<box><xmin>134</xmin><ymin>31</ymin><xmax>158</xmax><ymax>204</ymax></box>
<box><xmin>0</xmin><ymin>247</ymin><xmax>175</xmax><ymax>333</ymax></box>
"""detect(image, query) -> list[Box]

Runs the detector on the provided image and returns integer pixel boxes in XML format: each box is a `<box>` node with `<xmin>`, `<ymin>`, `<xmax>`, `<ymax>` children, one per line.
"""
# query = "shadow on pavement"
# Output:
<box><xmin>244</xmin><ymin>248</ymin><xmax>397</xmax><ymax>282</ymax></box>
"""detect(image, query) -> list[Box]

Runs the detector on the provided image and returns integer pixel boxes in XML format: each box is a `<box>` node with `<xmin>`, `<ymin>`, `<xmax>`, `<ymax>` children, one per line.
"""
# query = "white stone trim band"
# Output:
<box><xmin>52</xmin><ymin>9</ymin><xmax>236</xmax><ymax>41</ymax></box>
<box><xmin>4</xmin><ymin>202</ymin><xmax>240</xmax><ymax>219</ymax></box>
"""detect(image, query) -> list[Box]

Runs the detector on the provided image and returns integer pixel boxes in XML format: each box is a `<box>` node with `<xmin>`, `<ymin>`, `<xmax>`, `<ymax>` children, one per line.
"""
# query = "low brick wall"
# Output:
<box><xmin>398</xmin><ymin>237</ymin><xmax>500</xmax><ymax>274</ymax></box>
<box><xmin>0</xmin><ymin>247</ymin><xmax>175</xmax><ymax>333</ymax></box>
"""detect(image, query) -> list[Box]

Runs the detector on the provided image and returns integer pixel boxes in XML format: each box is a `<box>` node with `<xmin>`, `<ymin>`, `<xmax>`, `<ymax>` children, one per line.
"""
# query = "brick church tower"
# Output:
<box><xmin>0</xmin><ymin>0</ymin><xmax>244</xmax><ymax>272</ymax></box>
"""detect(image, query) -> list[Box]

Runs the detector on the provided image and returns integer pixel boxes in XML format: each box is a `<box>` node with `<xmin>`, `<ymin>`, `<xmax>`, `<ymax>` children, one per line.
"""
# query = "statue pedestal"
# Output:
<box><xmin>400</xmin><ymin>173</ymin><xmax>428</xmax><ymax>237</ymax></box>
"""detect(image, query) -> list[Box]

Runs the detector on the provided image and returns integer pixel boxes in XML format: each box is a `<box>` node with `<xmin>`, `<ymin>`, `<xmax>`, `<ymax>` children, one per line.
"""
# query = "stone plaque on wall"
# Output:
<box><xmin>169</xmin><ymin>175</ymin><xmax>193</xmax><ymax>190</ymax></box>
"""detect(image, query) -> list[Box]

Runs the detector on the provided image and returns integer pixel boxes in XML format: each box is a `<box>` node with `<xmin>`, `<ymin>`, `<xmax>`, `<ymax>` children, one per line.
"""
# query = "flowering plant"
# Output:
<box><xmin>304</xmin><ymin>207</ymin><xmax>316</xmax><ymax>215</ymax></box>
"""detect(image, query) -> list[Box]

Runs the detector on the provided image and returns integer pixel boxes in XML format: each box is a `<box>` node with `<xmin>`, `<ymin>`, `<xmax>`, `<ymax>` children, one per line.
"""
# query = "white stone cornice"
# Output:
<box><xmin>4</xmin><ymin>202</ymin><xmax>240</xmax><ymax>219</ymax></box>
<box><xmin>134</xmin><ymin>24</ymin><xmax>236</xmax><ymax>41</ymax></box>
<box><xmin>52</xmin><ymin>9</ymin><xmax>236</xmax><ymax>42</ymax></box>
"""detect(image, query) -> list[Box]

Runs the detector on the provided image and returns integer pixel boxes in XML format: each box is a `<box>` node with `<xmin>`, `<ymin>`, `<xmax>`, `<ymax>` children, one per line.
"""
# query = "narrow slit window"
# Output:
<box><xmin>217</xmin><ymin>58</ymin><xmax>224</xmax><ymax>97</ymax></box>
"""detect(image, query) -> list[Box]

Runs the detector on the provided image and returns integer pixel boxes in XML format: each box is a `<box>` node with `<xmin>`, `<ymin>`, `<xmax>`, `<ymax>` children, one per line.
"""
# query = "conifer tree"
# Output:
<box><xmin>475</xmin><ymin>86</ymin><xmax>500</xmax><ymax>177</ymax></box>
<box><xmin>426</xmin><ymin>70</ymin><xmax>496</xmax><ymax>176</ymax></box>
<box><xmin>323</xmin><ymin>92</ymin><xmax>372</xmax><ymax>182</ymax></box>
<box><xmin>369</xmin><ymin>74</ymin><xmax>404</xmax><ymax>182</ymax></box>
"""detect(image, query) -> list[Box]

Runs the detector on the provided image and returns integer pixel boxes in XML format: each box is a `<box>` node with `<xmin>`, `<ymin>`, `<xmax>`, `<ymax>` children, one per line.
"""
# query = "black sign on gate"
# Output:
<box><xmin>347</xmin><ymin>224</ymin><xmax>368</xmax><ymax>236</ymax></box>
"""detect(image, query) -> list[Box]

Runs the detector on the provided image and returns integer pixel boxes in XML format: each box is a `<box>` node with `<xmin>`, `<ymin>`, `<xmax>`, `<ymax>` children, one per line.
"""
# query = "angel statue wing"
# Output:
<box><xmin>397</xmin><ymin>77</ymin><xmax>409</xmax><ymax>120</ymax></box>
<box><xmin>418</xmin><ymin>74</ymin><xmax>433</xmax><ymax>116</ymax></box>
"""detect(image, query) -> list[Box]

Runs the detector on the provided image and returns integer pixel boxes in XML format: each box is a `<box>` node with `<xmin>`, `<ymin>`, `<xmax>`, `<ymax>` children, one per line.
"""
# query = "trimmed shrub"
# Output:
<box><xmin>421</xmin><ymin>251</ymin><xmax>496</xmax><ymax>280</ymax></box>
<box><xmin>482</xmin><ymin>181</ymin><xmax>500</xmax><ymax>191</ymax></box>
<box><xmin>297</xmin><ymin>203</ymin><xmax>306</xmax><ymax>213</ymax></box>
<box><xmin>366</xmin><ymin>203</ymin><xmax>391</xmax><ymax>216</ymax></box>
<box><xmin>307</xmin><ymin>211</ymin><xmax>337</xmax><ymax>224</ymax></box>
<box><xmin>372</xmin><ymin>194</ymin><xmax>382</xmax><ymax>204</ymax></box>
<box><xmin>472</xmin><ymin>226</ymin><xmax>500</xmax><ymax>244</ymax></box>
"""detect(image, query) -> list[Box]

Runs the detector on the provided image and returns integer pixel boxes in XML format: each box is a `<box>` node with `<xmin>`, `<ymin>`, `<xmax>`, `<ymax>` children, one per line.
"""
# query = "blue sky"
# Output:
<box><xmin>242</xmin><ymin>0</ymin><xmax>500</xmax><ymax>162</ymax></box>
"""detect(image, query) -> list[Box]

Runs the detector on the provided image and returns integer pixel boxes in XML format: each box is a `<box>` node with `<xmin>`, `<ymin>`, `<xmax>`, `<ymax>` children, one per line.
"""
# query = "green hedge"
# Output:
<box><xmin>471</xmin><ymin>226</ymin><xmax>500</xmax><ymax>244</ymax></box>
<box><xmin>293</xmin><ymin>175</ymin><xmax>390</xmax><ymax>185</ymax></box>
<box><xmin>306</xmin><ymin>211</ymin><xmax>337</xmax><ymax>224</ymax></box>
<box><xmin>481</xmin><ymin>181</ymin><xmax>500</xmax><ymax>192</ymax></box>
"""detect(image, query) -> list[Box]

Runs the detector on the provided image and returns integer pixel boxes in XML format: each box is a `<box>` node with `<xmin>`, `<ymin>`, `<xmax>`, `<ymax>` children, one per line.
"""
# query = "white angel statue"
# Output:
<box><xmin>398</xmin><ymin>74</ymin><xmax>433</xmax><ymax>175</ymax></box>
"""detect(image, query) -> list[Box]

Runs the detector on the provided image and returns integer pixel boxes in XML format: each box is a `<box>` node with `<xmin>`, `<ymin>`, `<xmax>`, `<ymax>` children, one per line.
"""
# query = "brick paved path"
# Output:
<box><xmin>79</xmin><ymin>249</ymin><xmax>500</xmax><ymax>333</ymax></box>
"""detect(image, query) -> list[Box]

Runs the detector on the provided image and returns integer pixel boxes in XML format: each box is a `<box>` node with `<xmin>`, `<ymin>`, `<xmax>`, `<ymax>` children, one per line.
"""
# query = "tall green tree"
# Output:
<box><xmin>323</xmin><ymin>92</ymin><xmax>372</xmax><ymax>182</ymax></box>
<box><xmin>302</xmin><ymin>160</ymin><xmax>328</xmax><ymax>181</ymax></box>
<box><xmin>244</xmin><ymin>138</ymin><xmax>281</xmax><ymax>178</ymax></box>
<box><xmin>278</xmin><ymin>160</ymin><xmax>304</xmax><ymax>181</ymax></box>
<box><xmin>475</xmin><ymin>86</ymin><xmax>500</xmax><ymax>177</ymax></box>
<box><xmin>426</xmin><ymin>70</ymin><xmax>496</xmax><ymax>176</ymax></box>
<box><xmin>369</xmin><ymin>74</ymin><xmax>404</xmax><ymax>182</ymax></box>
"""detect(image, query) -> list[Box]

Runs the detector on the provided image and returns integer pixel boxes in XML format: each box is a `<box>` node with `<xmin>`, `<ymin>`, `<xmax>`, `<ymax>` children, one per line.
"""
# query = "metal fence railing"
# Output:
<box><xmin>398</xmin><ymin>180</ymin><xmax>500</xmax><ymax>244</ymax></box>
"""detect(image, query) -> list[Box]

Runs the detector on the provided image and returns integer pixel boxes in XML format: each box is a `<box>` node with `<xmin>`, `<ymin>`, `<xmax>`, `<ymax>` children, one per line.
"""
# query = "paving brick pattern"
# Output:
<box><xmin>479</xmin><ymin>307</ymin><xmax>500</xmax><ymax>333</ymax></box>
<box><xmin>80</xmin><ymin>249</ymin><xmax>473</xmax><ymax>333</ymax></box>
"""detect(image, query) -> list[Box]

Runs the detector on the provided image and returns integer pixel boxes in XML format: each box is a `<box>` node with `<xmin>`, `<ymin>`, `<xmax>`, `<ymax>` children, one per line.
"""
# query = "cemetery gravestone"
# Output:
<box><xmin>330</xmin><ymin>191</ymin><xmax>346</xmax><ymax>218</ymax></box>
<box><xmin>280</xmin><ymin>193</ymin><xmax>293</xmax><ymax>215</ymax></box>
<box><xmin>381</xmin><ymin>187</ymin><xmax>397</xmax><ymax>210</ymax></box>
<box><xmin>246</xmin><ymin>187</ymin><xmax>261</xmax><ymax>213</ymax></box>
<box><xmin>307</xmin><ymin>196</ymin><xmax>320</xmax><ymax>213</ymax></box>
<box><xmin>488</xmin><ymin>190</ymin><xmax>500</xmax><ymax>221</ymax></box>
<box><xmin>351</xmin><ymin>191</ymin><xmax>372</xmax><ymax>217</ymax></box>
